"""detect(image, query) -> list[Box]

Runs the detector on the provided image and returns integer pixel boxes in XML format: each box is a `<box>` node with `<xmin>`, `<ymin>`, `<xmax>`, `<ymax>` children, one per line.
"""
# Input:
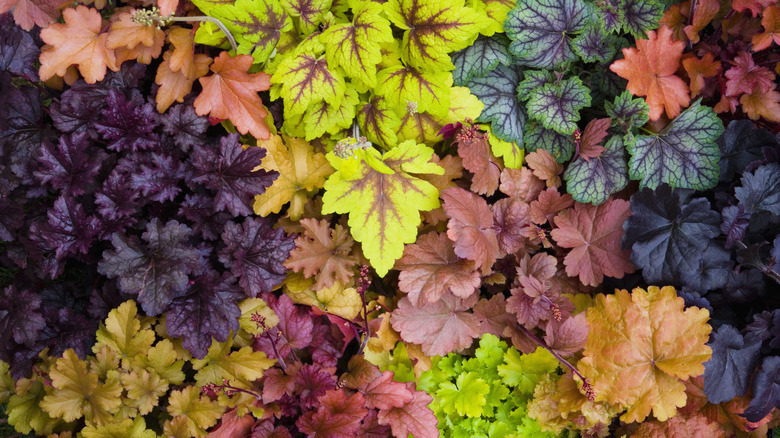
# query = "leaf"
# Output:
<box><xmin>544</xmin><ymin>313</ymin><xmax>588</xmax><ymax>356</ymax></box>
<box><xmin>194</xmin><ymin>52</ymin><xmax>272</xmax><ymax>140</ymax></box>
<box><xmin>504</xmin><ymin>0</ymin><xmax>589</xmax><ymax>69</ymax></box>
<box><xmin>623</xmin><ymin>185</ymin><xmax>721</xmax><ymax>286</ymax></box>
<box><xmin>523</xmin><ymin>121</ymin><xmax>575</xmax><ymax>163</ymax></box>
<box><xmin>363</xmin><ymin>370</ymin><xmax>414</xmax><ymax>410</ymax></box>
<box><xmin>628</xmin><ymin>100</ymin><xmax>723</xmax><ymax>190</ymax></box>
<box><xmin>451</xmin><ymin>34</ymin><xmax>512</xmax><ymax>86</ymax></box>
<box><xmin>468</xmin><ymin>65</ymin><xmax>526</xmax><ymax>143</ymax></box>
<box><xmin>252</xmin><ymin>135</ymin><xmax>333</xmax><ymax>219</ymax></box>
<box><xmin>497</xmin><ymin>346</ymin><xmax>558</xmax><ymax>394</ymax></box>
<box><xmin>605</xmin><ymin>89</ymin><xmax>649</xmax><ymax>139</ymax></box>
<box><xmin>736</xmin><ymin>163</ymin><xmax>780</xmax><ymax>216</ymax></box>
<box><xmin>682</xmin><ymin>53</ymin><xmax>721</xmax><ymax>97</ymax></box>
<box><xmin>487</xmin><ymin>127</ymin><xmax>524</xmax><ymax>169</ymax></box>
<box><xmin>550</xmin><ymin>198</ymin><xmax>635</xmax><ymax>287</ymax></box>
<box><xmin>577</xmin><ymin>118</ymin><xmax>611</xmax><ymax>161</ymax></box>
<box><xmin>376</xmin><ymin>388</ymin><xmax>438</xmax><ymax>438</ymax></box>
<box><xmin>93</xmin><ymin>300</ymin><xmax>155</xmax><ymax>369</ymax></box>
<box><xmin>631</xmin><ymin>412</ymin><xmax>725</xmax><ymax>438</ymax></box>
<box><xmin>98</xmin><ymin>219</ymin><xmax>206</xmax><ymax>316</ymax></box>
<box><xmin>395</xmin><ymin>231</ymin><xmax>481</xmax><ymax>306</ymax></box>
<box><xmin>526</xmin><ymin>76</ymin><xmax>591</xmax><ymax>135</ymax></box>
<box><xmin>442</xmin><ymin>187</ymin><xmax>500</xmax><ymax>273</ymax></box>
<box><xmin>191</xmin><ymin>337</ymin><xmax>275</xmax><ymax>386</ymax></box>
<box><xmin>284</xmin><ymin>218</ymin><xmax>357</xmax><ymax>290</ymax></box>
<box><xmin>272</xmin><ymin>51</ymin><xmax>346</xmax><ymax>117</ymax></box>
<box><xmin>457</xmin><ymin>127</ymin><xmax>503</xmax><ymax>196</ymax></box>
<box><xmin>120</xmin><ymin>369</ymin><xmax>169</xmax><ymax>415</ymax></box>
<box><xmin>492</xmin><ymin>197</ymin><xmax>534</xmax><ymax>255</ymax></box>
<box><xmin>322</xmin><ymin>0</ymin><xmax>393</xmax><ymax>87</ymax></box>
<box><xmin>578</xmin><ymin>286</ymin><xmax>712</xmax><ymax>423</ymax></box>
<box><xmin>297</xmin><ymin>390</ymin><xmax>368</xmax><ymax>436</ymax></box>
<box><xmin>312</xmin><ymin>281</ymin><xmax>363</xmax><ymax>320</ymax></box>
<box><xmin>703</xmin><ymin>324</ymin><xmax>762</xmax><ymax>404</ymax></box>
<box><xmin>167</xmin><ymin>386</ymin><xmax>224</xmax><ymax>437</ymax></box>
<box><xmin>391</xmin><ymin>293</ymin><xmax>480</xmax><ymax>356</ymax></box>
<box><xmin>7</xmin><ymin>379</ymin><xmax>58</xmax><ymax>435</ymax></box>
<box><xmin>724</xmin><ymin>52</ymin><xmax>776</xmax><ymax>97</ymax></box>
<box><xmin>192</xmin><ymin>134</ymin><xmax>278</xmax><ymax>216</ymax></box>
<box><xmin>38</xmin><ymin>5</ymin><xmax>117</xmax><ymax>84</ymax></box>
<box><xmin>609</xmin><ymin>25</ymin><xmax>690</xmax><ymax>121</ymax></box>
<box><xmin>435</xmin><ymin>372</ymin><xmax>490</xmax><ymax>417</ymax></box>
<box><xmin>0</xmin><ymin>0</ymin><xmax>62</xmax><ymax>31</ymax></box>
<box><xmin>321</xmin><ymin>140</ymin><xmax>444</xmax><ymax>277</ymax></box>
<box><xmin>384</xmin><ymin>0</ymin><xmax>487</xmax><ymax>72</ymax></box>
<box><xmin>753</xmin><ymin>5</ymin><xmax>780</xmax><ymax>50</ymax></box>
<box><xmin>0</xmin><ymin>15</ymin><xmax>40</xmax><ymax>81</ymax></box>
<box><xmin>208</xmin><ymin>0</ymin><xmax>292</xmax><ymax>63</ymax></box>
<box><xmin>376</xmin><ymin>65</ymin><xmax>452</xmax><ymax>118</ymax></box>
<box><xmin>619</xmin><ymin>0</ymin><xmax>665</xmax><ymax>38</ymax></box>
<box><xmin>564</xmin><ymin>135</ymin><xmax>629</xmax><ymax>205</ymax></box>
<box><xmin>0</xmin><ymin>287</ymin><xmax>44</xmax><ymax>349</ymax></box>
<box><xmin>155</xmin><ymin>50</ymin><xmax>212</xmax><ymax>113</ymax></box>
<box><xmin>302</xmin><ymin>87</ymin><xmax>360</xmax><ymax>140</ymax></box>
<box><xmin>40</xmin><ymin>349</ymin><xmax>123</xmax><ymax>425</ymax></box>
<box><xmin>525</xmin><ymin>149</ymin><xmax>563</xmax><ymax>188</ymax></box>
<box><xmin>219</xmin><ymin>217</ymin><xmax>296</xmax><ymax>296</ymax></box>
<box><xmin>740</xmin><ymin>87</ymin><xmax>780</xmax><ymax>122</ymax></box>
<box><xmin>358</xmin><ymin>95</ymin><xmax>401</xmax><ymax>149</ymax></box>
<box><xmin>106</xmin><ymin>9</ymin><xmax>166</xmax><ymax>65</ymax></box>
<box><xmin>571</xmin><ymin>25</ymin><xmax>624</xmax><ymax>64</ymax></box>
<box><xmin>280</xmin><ymin>0</ymin><xmax>331</xmax><ymax>34</ymax></box>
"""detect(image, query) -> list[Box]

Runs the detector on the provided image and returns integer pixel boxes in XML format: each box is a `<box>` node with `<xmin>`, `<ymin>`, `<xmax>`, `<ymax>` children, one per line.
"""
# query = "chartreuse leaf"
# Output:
<box><xmin>272</xmin><ymin>50</ymin><xmax>346</xmax><ymax>116</ymax></box>
<box><xmin>281</xmin><ymin>0</ymin><xmax>332</xmax><ymax>34</ymax></box>
<box><xmin>472</xmin><ymin>0</ymin><xmax>517</xmax><ymax>35</ymax></box>
<box><xmin>451</xmin><ymin>34</ymin><xmax>512</xmax><ymax>86</ymax></box>
<box><xmin>81</xmin><ymin>416</ymin><xmax>157</xmax><ymax>438</ymax></box>
<box><xmin>234</xmin><ymin>297</ymin><xmax>279</xmax><ymax>347</ymax></box>
<box><xmin>93</xmin><ymin>300</ymin><xmax>155</xmax><ymax>370</ymax></box>
<box><xmin>469</xmin><ymin>65</ymin><xmax>526</xmax><ymax>143</ymax></box>
<box><xmin>527</xmin><ymin>76</ymin><xmax>591</xmax><ymax>135</ymax></box>
<box><xmin>384</xmin><ymin>0</ymin><xmax>488</xmax><ymax>72</ymax></box>
<box><xmin>322</xmin><ymin>140</ymin><xmax>444</xmax><ymax>276</ymax></box>
<box><xmin>376</xmin><ymin>65</ymin><xmax>452</xmax><ymax>118</ymax></box>
<box><xmin>167</xmin><ymin>386</ymin><xmax>224</xmax><ymax>438</ymax></box>
<box><xmin>619</xmin><ymin>0</ymin><xmax>664</xmax><ymax>39</ymax></box>
<box><xmin>194</xmin><ymin>21</ymin><xmax>231</xmax><ymax>50</ymax></box>
<box><xmin>564</xmin><ymin>135</ymin><xmax>629</xmax><ymax>205</ymax></box>
<box><xmin>628</xmin><ymin>99</ymin><xmax>724</xmax><ymax>190</ymax></box>
<box><xmin>321</xmin><ymin>0</ymin><xmax>393</xmax><ymax>87</ymax></box>
<box><xmin>358</xmin><ymin>95</ymin><xmax>402</xmax><ymax>148</ymax></box>
<box><xmin>436</xmin><ymin>372</ymin><xmax>490</xmax><ymax>417</ymax></box>
<box><xmin>505</xmin><ymin>0</ymin><xmax>590</xmax><ymax>69</ymax></box>
<box><xmin>497</xmin><ymin>347</ymin><xmax>558</xmax><ymax>395</ymax></box>
<box><xmin>523</xmin><ymin>120</ymin><xmax>575</xmax><ymax>162</ymax></box>
<box><xmin>0</xmin><ymin>361</ymin><xmax>11</xmax><ymax>403</ymax></box>
<box><xmin>191</xmin><ymin>0</ymin><xmax>232</xmax><ymax>14</ymax></box>
<box><xmin>487</xmin><ymin>125</ymin><xmax>524</xmax><ymax>168</ymax></box>
<box><xmin>191</xmin><ymin>336</ymin><xmax>275</xmax><ymax>386</ymax></box>
<box><xmin>7</xmin><ymin>379</ymin><xmax>60</xmax><ymax>435</ymax></box>
<box><xmin>208</xmin><ymin>0</ymin><xmax>293</xmax><ymax>64</ymax></box>
<box><xmin>397</xmin><ymin>85</ymin><xmax>483</xmax><ymax>146</ymax></box>
<box><xmin>40</xmin><ymin>349</ymin><xmax>122</xmax><ymax>426</ymax></box>
<box><xmin>303</xmin><ymin>87</ymin><xmax>360</xmax><ymax>140</ymax></box>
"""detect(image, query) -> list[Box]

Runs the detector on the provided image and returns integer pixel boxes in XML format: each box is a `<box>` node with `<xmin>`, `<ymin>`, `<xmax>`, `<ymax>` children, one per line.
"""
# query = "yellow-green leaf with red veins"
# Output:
<box><xmin>578</xmin><ymin>286</ymin><xmax>712</xmax><ymax>423</ymax></box>
<box><xmin>376</xmin><ymin>65</ymin><xmax>451</xmax><ymax>118</ymax></box>
<box><xmin>321</xmin><ymin>0</ymin><xmax>393</xmax><ymax>88</ymax></box>
<box><xmin>322</xmin><ymin>140</ymin><xmax>444</xmax><ymax>277</ymax></box>
<box><xmin>281</xmin><ymin>0</ymin><xmax>331</xmax><ymax>34</ymax></box>
<box><xmin>303</xmin><ymin>87</ymin><xmax>360</xmax><ymax>140</ymax></box>
<box><xmin>272</xmin><ymin>51</ymin><xmax>346</xmax><ymax>117</ymax></box>
<box><xmin>358</xmin><ymin>95</ymin><xmax>402</xmax><ymax>148</ymax></box>
<box><xmin>384</xmin><ymin>0</ymin><xmax>488</xmax><ymax>72</ymax></box>
<box><xmin>207</xmin><ymin>0</ymin><xmax>292</xmax><ymax>64</ymax></box>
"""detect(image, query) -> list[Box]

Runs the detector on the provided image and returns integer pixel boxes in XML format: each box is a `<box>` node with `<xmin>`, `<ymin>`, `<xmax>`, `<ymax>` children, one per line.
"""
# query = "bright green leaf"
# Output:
<box><xmin>497</xmin><ymin>347</ymin><xmax>558</xmax><ymax>394</ymax></box>
<box><xmin>436</xmin><ymin>372</ymin><xmax>490</xmax><ymax>417</ymax></box>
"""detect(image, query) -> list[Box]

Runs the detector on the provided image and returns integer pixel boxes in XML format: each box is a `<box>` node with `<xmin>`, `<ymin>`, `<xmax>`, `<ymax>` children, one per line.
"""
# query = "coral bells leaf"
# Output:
<box><xmin>297</xmin><ymin>390</ymin><xmax>368</xmax><ymax>436</ymax></box>
<box><xmin>609</xmin><ymin>25</ymin><xmax>690</xmax><ymax>121</ymax></box>
<box><xmin>106</xmin><ymin>9</ymin><xmax>165</xmax><ymax>65</ymax></box>
<box><xmin>38</xmin><ymin>5</ymin><xmax>118</xmax><ymax>84</ymax></box>
<box><xmin>441</xmin><ymin>187</ymin><xmax>500</xmax><ymax>273</ymax></box>
<box><xmin>376</xmin><ymin>386</ymin><xmax>438</xmax><ymax>438</ymax></box>
<box><xmin>753</xmin><ymin>5</ymin><xmax>780</xmax><ymax>50</ymax></box>
<box><xmin>740</xmin><ymin>87</ymin><xmax>780</xmax><ymax>122</ymax></box>
<box><xmin>578</xmin><ymin>286</ymin><xmax>712</xmax><ymax>423</ymax></box>
<box><xmin>550</xmin><ymin>198</ymin><xmax>635</xmax><ymax>287</ymax></box>
<box><xmin>155</xmin><ymin>51</ymin><xmax>212</xmax><ymax>113</ymax></box>
<box><xmin>724</xmin><ymin>52</ymin><xmax>776</xmax><ymax>97</ymax></box>
<box><xmin>272</xmin><ymin>52</ymin><xmax>346</xmax><ymax>117</ymax></box>
<box><xmin>362</xmin><ymin>370</ymin><xmax>414</xmax><ymax>410</ymax></box>
<box><xmin>395</xmin><ymin>231</ymin><xmax>481</xmax><ymax>306</ymax></box>
<box><xmin>577</xmin><ymin>118</ymin><xmax>610</xmax><ymax>161</ymax></box>
<box><xmin>0</xmin><ymin>0</ymin><xmax>63</xmax><ymax>31</ymax></box>
<box><xmin>93</xmin><ymin>300</ymin><xmax>155</xmax><ymax>368</ymax></box>
<box><xmin>166</xmin><ymin>386</ymin><xmax>224</xmax><ymax>437</ymax></box>
<box><xmin>682</xmin><ymin>53</ymin><xmax>721</xmax><ymax>97</ymax></box>
<box><xmin>208</xmin><ymin>0</ymin><xmax>292</xmax><ymax>63</ymax></box>
<box><xmin>284</xmin><ymin>218</ymin><xmax>357</xmax><ymax>290</ymax></box>
<box><xmin>391</xmin><ymin>293</ymin><xmax>480</xmax><ymax>356</ymax></box>
<box><xmin>193</xmin><ymin>52</ymin><xmax>272</xmax><ymax>140</ymax></box>
<box><xmin>322</xmin><ymin>140</ymin><xmax>443</xmax><ymax>277</ymax></box>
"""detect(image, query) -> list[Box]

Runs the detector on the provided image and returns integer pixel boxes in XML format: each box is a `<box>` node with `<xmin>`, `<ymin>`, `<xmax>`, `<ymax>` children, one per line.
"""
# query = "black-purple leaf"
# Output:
<box><xmin>95</xmin><ymin>90</ymin><xmax>160</xmax><ymax>152</ymax></box>
<box><xmin>720</xmin><ymin>205</ymin><xmax>750</xmax><ymax>249</ymax></box>
<box><xmin>165</xmin><ymin>273</ymin><xmax>243</xmax><ymax>359</ymax></box>
<box><xmin>563</xmin><ymin>135</ymin><xmax>628</xmax><ymax>205</ymax></box>
<box><xmin>679</xmin><ymin>241</ymin><xmax>732</xmax><ymax>292</ymax></box>
<box><xmin>29</xmin><ymin>196</ymin><xmax>100</xmax><ymax>261</ymax></box>
<box><xmin>724</xmin><ymin>269</ymin><xmax>765</xmax><ymax>304</ymax></box>
<box><xmin>735</xmin><ymin>163</ymin><xmax>780</xmax><ymax>216</ymax></box>
<box><xmin>130</xmin><ymin>152</ymin><xmax>187</xmax><ymax>203</ymax></box>
<box><xmin>718</xmin><ymin>120</ymin><xmax>776</xmax><ymax>182</ymax></box>
<box><xmin>161</xmin><ymin>103</ymin><xmax>210</xmax><ymax>152</ymax></box>
<box><xmin>0</xmin><ymin>286</ymin><xmax>45</xmax><ymax>349</ymax></box>
<box><xmin>0</xmin><ymin>84</ymin><xmax>45</xmax><ymax>184</ymax></box>
<box><xmin>95</xmin><ymin>169</ymin><xmax>140</xmax><ymax>221</ymax></box>
<box><xmin>744</xmin><ymin>356</ymin><xmax>780</xmax><ymax>422</ymax></box>
<box><xmin>34</xmin><ymin>132</ymin><xmax>107</xmax><ymax>196</ymax></box>
<box><xmin>219</xmin><ymin>217</ymin><xmax>295</xmax><ymax>297</ymax></box>
<box><xmin>0</xmin><ymin>200</ymin><xmax>23</xmax><ymax>241</ymax></box>
<box><xmin>38</xmin><ymin>306</ymin><xmax>96</xmax><ymax>359</ymax></box>
<box><xmin>191</xmin><ymin>134</ymin><xmax>277</xmax><ymax>216</ymax></box>
<box><xmin>704</xmin><ymin>324</ymin><xmax>761</xmax><ymax>404</ymax></box>
<box><xmin>178</xmin><ymin>194</ymin><xmax>232</xmax><ymax>241</ymax></box>
<box><xmin>0</xmin><ymin>14</ymin><xmax>39</xmax><ymax>81</ymax></box>
<box><xmin>98</xmin><ymin>219</ymin><xmax>207</xmax><ymax>316</ymax></box>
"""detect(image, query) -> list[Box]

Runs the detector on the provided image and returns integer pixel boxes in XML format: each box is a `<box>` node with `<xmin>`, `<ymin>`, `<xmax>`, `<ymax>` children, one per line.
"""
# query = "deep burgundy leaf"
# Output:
<box><xmin>254</xmin><ymin>294</ymin><xmax>313</xmax><ymax>360</ymax></box>
<box><xmin>28</xmin><ymin>196</ymin><xmax>100</xmax><ymax>261</ymax></box>
<box><xmin>178</xmin><ymin>193</ymin><xmax>232</xmax><ymax>241</ymax></box>
<box><xmin>129</xmin><ymin>152</ymin><xmax>187</xmax><ymax>203</ymax></box>
<box><xmin>0</xmin><ymin>14</ymin><xmax>40</xmax><ymax>81</ymax></box>
<box><xmin>295</xmin><ymin>364</ymin><xmax>337</xmax><ymax>410</ymax></box>
<box><xmin>161</xmin><ymin>103</ymin><xmax>209</xmax><ymax>152</ymax></box>
<box><xmin>34</xmin><ymin>132</ymin><xmax>107</xmax><ymax>196</ymax></box>
<box><xmin>95</xmin><ymin>89</ymin><xmax>161</xmax><ymax>152</ymax></box>
<box><xmin>0</xmin><ymin>286</ymin><xmax>45</xmax><ymax>350</ymax></box>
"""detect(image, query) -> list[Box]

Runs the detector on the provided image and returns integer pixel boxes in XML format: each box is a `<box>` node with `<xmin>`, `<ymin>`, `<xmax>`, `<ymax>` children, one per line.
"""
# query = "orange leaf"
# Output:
<box><xmin>610</xmin><ymin>25</ymin><xmax>690</xmax><ymax>121</ymax></box>
<box><xmin>659</xmin><ymin>2</ymin><xmax>689</xmax><ymax>43</ymax></box>
<box><xmin>0</xmin><ymin>0</ymin><xmax>63</xmax><ymax>31</ymax></box>
<box><xmin>38</xmin><ymin>5</ymin><xmax>118</xmax><ymax>84</ymax></box>
<box><xmin>155</xmin><ymin>51</ymin><xmax>211</xmax><ymax>113</ymax></box>
<box><xmin>106</xmin><ymin>9</ymin><xmax>165</xmax><ymax>65</ymax></box>
<box><xmin>577</xmin><ymin>117</ymin><xmax>610</xmax><ymax>161</ymax></box>
<box><xmin>193</xmin><ymin>52</ymin><xmax>272</xmax><ymax>140</ymax></box>
<box><xmin>753</xmin><ymin>5</ymin><xmax>780</xmax><ymax>50</ymax></box>
<box><xmin>683</xmin><ymin>0</ymin><xmax>721</xmax><ymax>43</ymax></box>
<box><xmin>167</xmin><ymin>27</ymin><xmax>199</xmax><ymax>79</ymax></box>
<box><xmin>682</xmin><ymin>53</ymin><xmax>721</xmax><ymax>96</ymax></box>
<box><xmin>158</xmin><ymin>0</ymin><xmax>179</xmax><ymax>16</ymax></box>
<box><xmin>529</xmin><ymin>187</ymin><xmax>573</xmax><ymax>225</ymax></box>
<box><xmin>525</xmin><ymin>149</ymin><xmax>563</xmax><ymax>188</ymax></box>
<box><xmin>740</xmin><ymin>86</ymin><xmax>780</xmax><ymax>122</ymax></box>
<box><xmin>733</xmin><ymin>0</ymin><xmax>778</xmax><ymax>17</ymax></box>
<box><xmin>499</xmin><ymin>167</ymin><xmax>544</xmax><ymax>202</ymax></box>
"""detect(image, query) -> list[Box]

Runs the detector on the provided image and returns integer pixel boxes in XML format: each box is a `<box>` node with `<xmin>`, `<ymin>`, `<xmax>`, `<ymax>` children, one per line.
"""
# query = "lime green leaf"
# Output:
<box><xmin>527</xmin><ymin>76</ymin><xmax>591</xmax><ymax>135</ymax></box>
<box><xmin>322</xmin><ymin>140</ymin><xmax>444</xmax><ymax>276</ymax></box>
<box><xmin>191</xmin><ymin>0</ymin><xmax>234</xmax><ymax>14</ymax></box>
<box><xmin>376</xmin><ymin>65</ymin><xmax>452</xmax><ymax>118</ymax></box>
<box><xmin>272</xmin><ymin>51</ymin><xmax>346</xmax><ymax>116</ymax></box>
<box><xmin>7</xmin><ymin>379</ymin><xmax>60</xmax><ymax>435</ymax></box>
<box><xmin>281</xmin><ymin>0</ymin><xmax>331</xmax><ymax>34</ymax></box>
<box><xmin>93</xmin><ymin>300</ymin><xmax>156</xmax><ymax>369</ymax></box>
<box><xmin>0</xmin><ymin>361</ymin><xmax>12</xmax><ymax>404</ymax></box>
<box><xmin>303</xmin><ymin>87</ymin><xmax>360</xmax><ymax>140</ymax></box>
<box><xmin>474</xmin><ymin>0</ymin><xmax>516</xmax><ymax>35</ymax></box>
<box><xmin>238</xmin><ymin>297</ymin><xmax>279</xmax><ymax>336</ymax></box>
<box><xmin>167</xmin><ymin>386</ymin><xmax>224</xmax><ymax>438</ymax></box>
<box><xmin>358</xmin><ymin>95</ymin><xmax>402</xmax><ymax>148</ymax></box>
<box><xmin>194</xmin><ymin>21</ymin><xmax>231</xmax><ymax>50</ymax></box>
<box><xmin>384</xmin><ymin>0</ymin><xmax>487</xmax><ymax>71</ymax></box>
<box><xmin>321</xmin><ymin>0</ymin><xmax>393</xmax><ymax>87</ymax></box>
<box><xmin>40</xmin><ymin>349</ymin><xmax>123</xmax><ymax>425</ymax></box>
<box><xmin>209</xmin><ymin>0</ymin><xmax>293</xmax><ymax>64</ymax></box>
<box><xmin>497</xmin><ymin>347</ymin><xmax>558</xmax><ymax>394</ymax></box>
<box><xmin>120</xmin><ymin>369</ymin><xmax>169</xmax><ymax>415</ymax></box>
<box><xmin>436</xmin><ymin>372</ymin><xmax>490</xmax><ymax>417</ymax></box>
<box><xmin>487</xmin><ymin>126</ymin><xmax>524</xmax><ymax>168</ymax></box>
<box><xmin>397</xmin><ymin>111</ymin><xmax>446</xmax><ymax>145</ymax></box>
<box><xmin>81</xmin><ymin>416</ymin><xmax>158</xmax><ymax>438</ymax></box>
<box><xmin>192</xmin><ymin>337</ymin><xmax>275</xmax><ymax>386</ymax></box>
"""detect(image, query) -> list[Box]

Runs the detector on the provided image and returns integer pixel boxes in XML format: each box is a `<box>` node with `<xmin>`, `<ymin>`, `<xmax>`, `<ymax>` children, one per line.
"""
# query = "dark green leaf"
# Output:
<box><xmin>572</xmin><ymin>25</ymin><xmax>625</xmax><ymax>63</ymax></box>
<box><xmin>516</xmin><ymin>70</ymin><xmax>555</xmax><ymax>101</ymax></box>
<box><xmin>564</xmin><ymin>135</ymin><xmax>629</xmax><ymax>205</ymax></box>
<box><xmin>620</xmin><ymin>0</ymin><xmax>664</xmax><ymax>39</ymax></box>
<box><xmin>526</xmin><ymin>76</ymin><xmax>590</xmax><ymax>135</ymax></box>
<box><xmin>523</xmin><ymin>120</ymin><xmax>575</xmax><ymax>162</ymax></box>
<box><xmin>468</xmin><ymin>65</ymin><xmax>526</xmax><ymax>143</ymax></box>
<box><xmin>451</xmin><ymin>35</ymin><xmax>512</xmax><ymax>86</ymax></box>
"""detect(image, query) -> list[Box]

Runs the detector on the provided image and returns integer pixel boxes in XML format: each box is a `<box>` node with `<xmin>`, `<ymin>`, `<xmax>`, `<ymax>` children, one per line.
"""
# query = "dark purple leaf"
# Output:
<box><xmin>718</xmin><ymin>120</ymin><xmax>777</xmax><ymax>182</ymax></box>
<box><xmin>0</xmin><ymin>85</ymin><xmax>45</xmax><ymax>184</ymax></box>
<box><xmin>254</xmin><ymin>294</ymin><xmax>313</xmax><ymax>360</ymax></box>
<box><xmin>129</xmin><ymin>152</ymin><xmax>186</xmax><ymax>203</ymax></box>
<box><xmin>178</xmin><ymin>194</ymin><xmax>232</xmax><ymax>241</ymax></box>
<box><xmin>161</xmin><ymin>103</ymin><xmax>209</xmax><ymax>152</ymax></box>
<box><xmin>34</xmin><ymin>132</ymin><xmax>107</xmax><ymax>196</ymax></box>
<box><xmin>95</xmin><ymin>169</ymin><xmax>140</xmax><ymax>221</ymax></box>
<box><xmin>679</xmin><ymin>241</ymin><xmax>732</xmax><ymax>292</ymax></box>
<box><xmin>95</xmin><ymin>90</ymin><xmax>160</xmax><ymax>152</ymax></box>
<box><xmin>38</xmin><ymin>306</ymin><xmax>96</xmax><ymax>359</ymax></box>
<box><xmin>219</xmin><ymin>217</ymin><xmax>295</xmax><ymax>296</ymax></box>
<box><xmin>191</xmin><ymin>134</ymin><xmax>277</xmax><ymax>216</ymax></box>
<box><xmin>165</xmin><ymin>272</ymin><xmax>244</xmax><ymax>359</ymax></box>
<box><xmin>735</xmin><ymin>163</ymin><xmax>780</xmax><ymax>216</ymax></box>
<box><xmin>704</xmin><ymin>324</ymin><xmax>761</xmax><ymax>404</ymax></box>
<box><xmin>0</xmin><ymin>199</ymin><xmax>23</xmax><ymax>241</ymax></box>
<box><xmin>744</xmin><ymin>356</ymin><xmax>780</xmax><ymax>422</ymax></box>
<box><xmin>746</xmin><ymin>310</ymin><xmax>775</xmax><ymax>344</ymax></box>
<box><xmin>720</xmin><ymin>205</ymin><xmax>750</xmax><ymax>249</ymax></box>
<box><xmin>724</xmin><ymin>268</ymin><xmax>765</xmax><ymax>304</ymax></box>
<box><xmin>0</xmin><ymin>15</ymin><xmax>39</xmax><ymax>81</ymax></box>
<box><xmin>0</xmin><ymin>286</ymin><xmax>45</xmax><ymax>349</ymax></box>
<box><xmin>29</xmin><ymin>196</ymin><xmax>100</xmax><ymax>260</ymax></box>
<box><xmin>98</xmin><ymin>219</ymin><xmax>207</xmax><ymax>316</ymax></box>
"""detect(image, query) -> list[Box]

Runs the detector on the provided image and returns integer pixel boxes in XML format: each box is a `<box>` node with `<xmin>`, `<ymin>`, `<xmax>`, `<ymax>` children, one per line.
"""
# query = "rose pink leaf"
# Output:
<box><xmin>472</xmin><ymin>294</ymin><xmax>515</xmax><ymax>337</ymax></box>
<box><xmin>544</xmin><ymin>312</ymin><xmax>589</xmax><ymax>356</ymax></box>
<box><xmin>376</xmin><ymin>389</ymin><xmax>438</xmax><ymax>438</ymax></box>
<box><xmin>491</xmin><ymin>197</ymin><xmax>534</xmax><ymax>256</ymax></box>
<box><xmin>362</xmin><ymin>370</ymin><xmax>414</xmax><ymax>410</ymax></box>
<box><xmin>442</xmin><ymin>187</ymin><xmax>500</xmax><ymax>273</ymax></box>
